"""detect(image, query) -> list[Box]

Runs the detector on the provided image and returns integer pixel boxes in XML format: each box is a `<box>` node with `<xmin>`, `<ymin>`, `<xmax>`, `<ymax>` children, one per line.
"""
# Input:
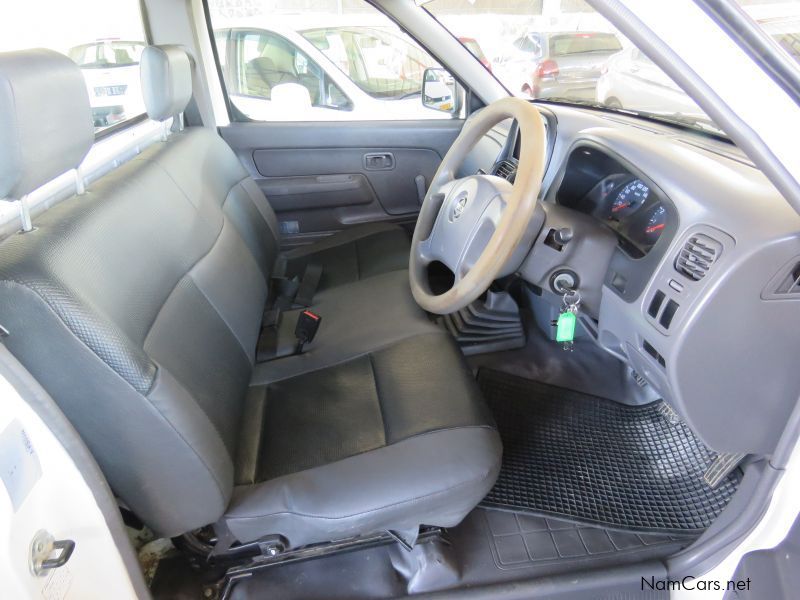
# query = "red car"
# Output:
<box><xmin>458</xmin><ymin>36</ymin><xmax>492</xmax><ymax>72</ymax></box>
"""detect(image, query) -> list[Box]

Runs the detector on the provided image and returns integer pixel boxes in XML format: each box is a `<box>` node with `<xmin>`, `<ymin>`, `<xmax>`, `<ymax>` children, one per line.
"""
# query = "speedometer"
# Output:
<box><xmin>610</xmin><ymin>179</ymin><xmax>650</xmax><ymax>218</ymax></box>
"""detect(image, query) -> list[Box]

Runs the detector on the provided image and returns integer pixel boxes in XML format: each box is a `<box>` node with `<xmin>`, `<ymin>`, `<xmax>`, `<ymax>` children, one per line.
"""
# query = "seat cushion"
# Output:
<box><xmin>226</xmin><ymin>331</ymin><xmax>502</xmax><ymax>546</ymax></box>
<box><xmin>282</xmin><ymin>222</ymin><xmax>411</xmax><ymax>292</ymax></box>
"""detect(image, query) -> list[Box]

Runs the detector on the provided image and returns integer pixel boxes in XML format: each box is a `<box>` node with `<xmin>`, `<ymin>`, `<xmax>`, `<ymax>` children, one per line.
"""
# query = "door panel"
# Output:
<box><xmin>219</xmin><ymin>120</ymin><xmax>463</xmax><ymax>244</ymax></box>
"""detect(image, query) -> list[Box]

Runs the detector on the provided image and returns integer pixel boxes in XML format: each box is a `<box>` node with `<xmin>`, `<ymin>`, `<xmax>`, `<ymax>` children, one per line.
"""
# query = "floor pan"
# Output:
<box><xmin>477</xmin><ymin>368</ymin><xmax>742</xmax><ymax>533</ymax></box>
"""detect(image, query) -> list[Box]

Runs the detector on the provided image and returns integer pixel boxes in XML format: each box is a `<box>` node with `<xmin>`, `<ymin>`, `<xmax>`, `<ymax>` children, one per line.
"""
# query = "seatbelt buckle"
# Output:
<box><xmin>294</xmin><ymin>310</ymin><xmax>321</xmax><ymax>353</ymax></box>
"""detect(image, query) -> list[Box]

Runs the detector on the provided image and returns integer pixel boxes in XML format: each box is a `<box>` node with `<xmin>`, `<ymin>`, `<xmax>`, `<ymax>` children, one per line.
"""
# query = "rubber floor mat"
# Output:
<box><xmin>477</xmin><ymin>369</ymin><xmax>742</xmax><ymax>533</ymax></box>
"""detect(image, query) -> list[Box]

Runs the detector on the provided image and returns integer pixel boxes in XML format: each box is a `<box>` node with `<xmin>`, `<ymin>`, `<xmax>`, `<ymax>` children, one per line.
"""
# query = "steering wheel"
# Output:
<box><xmin>409</xmin><ymin>97</ymin><xmax>547</xmax><ymax>314</ymax></box>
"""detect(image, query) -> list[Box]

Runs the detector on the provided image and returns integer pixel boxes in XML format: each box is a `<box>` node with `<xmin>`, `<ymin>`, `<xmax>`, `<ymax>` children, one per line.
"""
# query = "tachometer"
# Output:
<box><xmin>611</xmin><ymin>179</ymin><xmax>650</xmax><ymax>218</ymax></box>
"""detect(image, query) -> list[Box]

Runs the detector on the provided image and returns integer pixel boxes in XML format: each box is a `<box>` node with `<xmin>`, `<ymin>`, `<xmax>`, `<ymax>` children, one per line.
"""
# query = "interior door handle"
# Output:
<box><xmin>363</xmin><ymin>152</ymin><xmax>395</xmax><ymax>171</ymax></box>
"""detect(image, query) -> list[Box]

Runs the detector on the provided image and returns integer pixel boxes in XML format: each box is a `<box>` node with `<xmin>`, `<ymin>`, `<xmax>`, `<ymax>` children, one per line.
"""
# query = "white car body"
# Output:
<box><xmin>596</xmin><ymin>46</ymin><xmax>705</xmax><ymax>118</ymax></box>
<box><xmin>216</xmin><ymin>24</ymin><xmax>450</xmax><ymax>121</ymax></box>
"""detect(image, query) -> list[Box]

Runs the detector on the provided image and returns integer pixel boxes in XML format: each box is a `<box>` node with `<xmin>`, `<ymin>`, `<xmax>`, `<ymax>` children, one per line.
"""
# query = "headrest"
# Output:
<box><xmin>140</xmin><ymin>45</ymin><xmax>192</xmax><ymax>122</ymax></box>
<box><xmin>0</xmin><ymin>49</ymin><xmax>94</xmax><ymax>199</ymax></box>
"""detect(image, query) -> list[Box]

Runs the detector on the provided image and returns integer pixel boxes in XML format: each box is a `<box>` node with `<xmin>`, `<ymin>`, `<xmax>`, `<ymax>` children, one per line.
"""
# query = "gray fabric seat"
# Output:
<box><xmin>0</xmin><ymin>46</ymin><xmax>501</xmax><ymax>548</ymax></box>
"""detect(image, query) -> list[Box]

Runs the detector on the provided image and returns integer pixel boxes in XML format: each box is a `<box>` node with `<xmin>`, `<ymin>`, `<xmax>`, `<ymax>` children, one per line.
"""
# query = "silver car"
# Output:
<box><xmin>596</xmin><ymin>47</ymin><xmax>703</xmax><ymax>117</ymax></box>
<box><xmin>597</xmin><ymin>17</ymin><xmax>800</xmax><ymax>118</ymax></box>
<box><xmin>492</xmin><ymin>31</ymin><xmax>622</xmax><ymax>100</ymax></box>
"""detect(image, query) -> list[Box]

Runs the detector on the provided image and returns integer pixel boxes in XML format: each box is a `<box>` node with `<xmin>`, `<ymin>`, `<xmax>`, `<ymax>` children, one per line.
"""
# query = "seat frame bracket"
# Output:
<box><xmin>205</xmin><ymin>526</ymin><xmax>446</xmax><ymax>600</ymax></box>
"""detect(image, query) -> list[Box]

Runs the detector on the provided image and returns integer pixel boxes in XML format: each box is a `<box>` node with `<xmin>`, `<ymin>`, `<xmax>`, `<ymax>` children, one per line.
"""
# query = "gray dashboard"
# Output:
<box><xmin>488</xmin><ymin>103</ymin><xmax>800</xmax><ymax>456</ymax></box>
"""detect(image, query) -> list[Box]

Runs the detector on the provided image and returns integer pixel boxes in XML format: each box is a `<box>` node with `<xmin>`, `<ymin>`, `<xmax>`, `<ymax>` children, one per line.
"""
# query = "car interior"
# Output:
<box><xmin>0</xmin><ymin>1</ymin><xmax>798</xmax><ymax>599</ymax></box>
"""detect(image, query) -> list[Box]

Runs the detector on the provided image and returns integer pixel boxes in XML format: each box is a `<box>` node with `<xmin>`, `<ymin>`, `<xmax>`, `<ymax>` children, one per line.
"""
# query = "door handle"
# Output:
<box><xmin>363</xmin><ymin>152</ymin><xmax>395</xmax><ymax>171</ymax></box>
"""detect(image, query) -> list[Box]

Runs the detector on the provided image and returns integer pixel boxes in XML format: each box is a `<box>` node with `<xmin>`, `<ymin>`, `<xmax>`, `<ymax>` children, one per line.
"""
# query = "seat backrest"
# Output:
<box><xmin>245</xmin><ymin>56</ymin><xmax>275</xmax><ymax>97</ymax></box>
<box><xmin>0</xmin><ymin>46</ymin><xmax>282</xmax><ymax>536</ymax></box>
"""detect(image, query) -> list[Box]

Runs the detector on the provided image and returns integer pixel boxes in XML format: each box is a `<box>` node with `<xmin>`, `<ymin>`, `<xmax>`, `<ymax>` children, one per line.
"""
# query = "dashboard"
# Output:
<box><xmin>474</xmin><ymin>103</ymin><xmax>800</xmax><ymax>457</ymax></box>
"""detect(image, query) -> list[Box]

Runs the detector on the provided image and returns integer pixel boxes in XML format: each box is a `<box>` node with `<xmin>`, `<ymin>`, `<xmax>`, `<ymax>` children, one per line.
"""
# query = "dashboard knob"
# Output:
<box><xmin>554</xmin><ymin>227</ymin><xmax>573</xmax><ymax>245</ymax></box>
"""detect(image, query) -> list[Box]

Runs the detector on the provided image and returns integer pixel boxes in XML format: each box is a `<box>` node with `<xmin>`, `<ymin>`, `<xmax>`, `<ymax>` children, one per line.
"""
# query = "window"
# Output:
<box><xmin>0</xmin><ymin>0</ymin><xmax>148</xmax><ymax>134</ymax></box>
<box><xmin>424</xmin><ymin>0</ymin><xmax>726</xmax><ymax>136</ymax></box>
<box><xmin>207</xmin><ymin>0</ymin><xmax>452</xmax><ymax>121</ymax></box>
<box><xmin>215</xmin><ymin>28</ymin><xmax>353</xmax><ymax>119</ymax></box>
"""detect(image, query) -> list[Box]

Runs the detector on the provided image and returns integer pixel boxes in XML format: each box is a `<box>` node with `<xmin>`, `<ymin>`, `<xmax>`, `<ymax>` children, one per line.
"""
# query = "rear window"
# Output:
<box><xmin>68</xmin><ymin>41</ymin><xmax>145</xmax><ymax>69</ymax></box>
<box><xmin>549</xmin><ymin>33</ymin><xmax>622</xmax><ymax>56</ymax></box>
<box><xmin>0</xmin><ymin>0</ymin><xmax>148</xmax><ymax>134</ymax></box>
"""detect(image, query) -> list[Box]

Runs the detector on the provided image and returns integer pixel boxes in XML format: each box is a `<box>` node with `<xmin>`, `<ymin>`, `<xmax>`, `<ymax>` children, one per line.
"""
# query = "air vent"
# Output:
<box><xmin>774</xmin><ymin>261</ymin><xmax>800</xmax><ymax>295</ymax></box>
<box><xmin>675</xmin><ymin>234</ymin><xmax>722</xmax><ymax>281</ymax></box>
<box><xmin>494</xmin><ymin>159</ymin><xmax>517</xmax><ymax>182</ymax></box>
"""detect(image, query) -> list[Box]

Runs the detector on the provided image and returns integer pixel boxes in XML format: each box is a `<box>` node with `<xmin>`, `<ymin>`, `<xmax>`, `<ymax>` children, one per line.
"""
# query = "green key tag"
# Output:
<box><xmin>555</xmin><ymin>310</ymin><xmax>577</xmax><ymax>343</ymax></box>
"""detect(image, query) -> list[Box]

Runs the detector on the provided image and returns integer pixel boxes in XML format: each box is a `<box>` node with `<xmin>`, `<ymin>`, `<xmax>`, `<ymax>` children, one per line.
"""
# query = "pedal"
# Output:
<box><xmin>704</xmin><ymin>452</ymin><xmax>746</xmax><ymax>488</ymax></box>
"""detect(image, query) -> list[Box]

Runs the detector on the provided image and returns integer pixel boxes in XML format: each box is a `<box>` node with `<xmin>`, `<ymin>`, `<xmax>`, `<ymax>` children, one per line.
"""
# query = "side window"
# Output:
<box><xmin>219</xmin><ymin>30</ymin><xmax>353</xmax><ymax>120</ymax></box>
<box><xmin>0</xmin><ymin>0</ymin><xmax>148</xmax><ymax>134</ymax></box>
<box><xmin>207</xmin><ymin>0</ymin><xmax>451</xmax><ymax>121</ymax></box>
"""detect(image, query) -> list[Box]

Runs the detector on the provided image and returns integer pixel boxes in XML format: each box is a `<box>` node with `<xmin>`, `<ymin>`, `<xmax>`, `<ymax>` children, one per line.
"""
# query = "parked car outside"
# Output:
<box><xmin>597</xmin><ymin>17</ymin><xmax>799</xmax><ymax>118</ymax></box>
<box><xmin>214</xmin><ymin>24</ymin><xmax>450</xmax><ymax>121</ymax></box>
<box><xmin>595</xmin><ymin>46</ymin><xmax>704</xmax><ymax>117</ymax></box>
<box><xmin>492</xmin><ymin>31</ymin><xmax>621</xmax><ymax>100</ymax></box>
<box><xmin>68</xmin><ymin>39</ymin><xmax>146</xmax><ymax>130</ymax></box>
<box><xmin>458</xmin><ymin>36</ymin><xmax>491</xmax><ymax>72</ymax></box>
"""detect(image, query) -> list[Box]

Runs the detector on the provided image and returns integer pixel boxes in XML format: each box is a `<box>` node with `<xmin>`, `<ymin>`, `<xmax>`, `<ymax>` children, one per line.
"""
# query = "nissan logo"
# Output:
<box><xmin>452</xmin><ymin>196</ymin><xmax>467</xmax><ymax>220</ymax></box>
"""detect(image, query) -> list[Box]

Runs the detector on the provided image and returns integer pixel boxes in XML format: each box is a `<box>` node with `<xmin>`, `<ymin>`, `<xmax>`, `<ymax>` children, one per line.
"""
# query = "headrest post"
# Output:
<box><xmin>74</xmin><ymin>168</ymin><xmax>86</xmax><ymax>196</ymax></box>
<box><xmin>177</xmin><ymin>112</ymin><xmax>185</xmax><ymax>132</ymax></box>
<box><xmin>18</xmin><ymin>196</ymin><xmax>34</xmax><ymax>233</ymax></box>
<box><xmin>160</xmin><ymin>120</ymin><xmax>170</xmax><ymax>142</ymax></box>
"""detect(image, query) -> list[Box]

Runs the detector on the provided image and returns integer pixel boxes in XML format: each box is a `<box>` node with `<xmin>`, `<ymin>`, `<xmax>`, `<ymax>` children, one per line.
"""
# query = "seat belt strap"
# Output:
<box><xmin>256</xmin><ymin>325</ymin><xmax>279</xmax><ymax>363</ymax></box>
<box><xmin>272</xmin><ymin>254</ymin><xmax>288</xmax><ymax>279</ymax></box>
<box><xmin>294</xmin><ymin>262</ymin><xmax>323</xmax><ymax>307</ymax></box>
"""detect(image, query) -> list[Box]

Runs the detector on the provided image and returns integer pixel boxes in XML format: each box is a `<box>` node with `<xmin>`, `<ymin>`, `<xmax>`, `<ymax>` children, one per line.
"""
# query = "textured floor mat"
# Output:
<box><xmin>478</xmin><ymin>369</ymin><xmax>742</xmax><ymax>533</ymax></box>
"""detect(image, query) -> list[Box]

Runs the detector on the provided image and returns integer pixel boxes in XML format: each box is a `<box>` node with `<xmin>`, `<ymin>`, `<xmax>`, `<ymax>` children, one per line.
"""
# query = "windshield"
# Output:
<box><xmin>423</xmin><ymin>0</ymin><xmax>797</xmax><ymax>136</ymax></box>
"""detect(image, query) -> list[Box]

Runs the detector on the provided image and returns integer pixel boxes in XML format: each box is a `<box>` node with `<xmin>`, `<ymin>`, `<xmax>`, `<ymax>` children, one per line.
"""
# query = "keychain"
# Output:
<box><xmin>555</xmin><ymin>289</ymin><xmax>581</xmax><ymax>351</ymax></box>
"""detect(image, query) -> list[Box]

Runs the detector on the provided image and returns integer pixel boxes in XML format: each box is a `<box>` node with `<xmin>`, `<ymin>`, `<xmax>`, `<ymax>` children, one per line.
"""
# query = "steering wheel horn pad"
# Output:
<box><xmin>410</xmin><ymin>97</ymin><xmax>547</xmax><ymax>314</ymax></box>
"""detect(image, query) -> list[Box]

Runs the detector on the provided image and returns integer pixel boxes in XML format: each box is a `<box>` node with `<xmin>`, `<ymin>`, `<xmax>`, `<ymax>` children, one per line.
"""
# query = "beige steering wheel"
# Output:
<box><xmin>410</xmin><ymin>97</ymin><xmax>547</xmax><ymax>314</ymax></box>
